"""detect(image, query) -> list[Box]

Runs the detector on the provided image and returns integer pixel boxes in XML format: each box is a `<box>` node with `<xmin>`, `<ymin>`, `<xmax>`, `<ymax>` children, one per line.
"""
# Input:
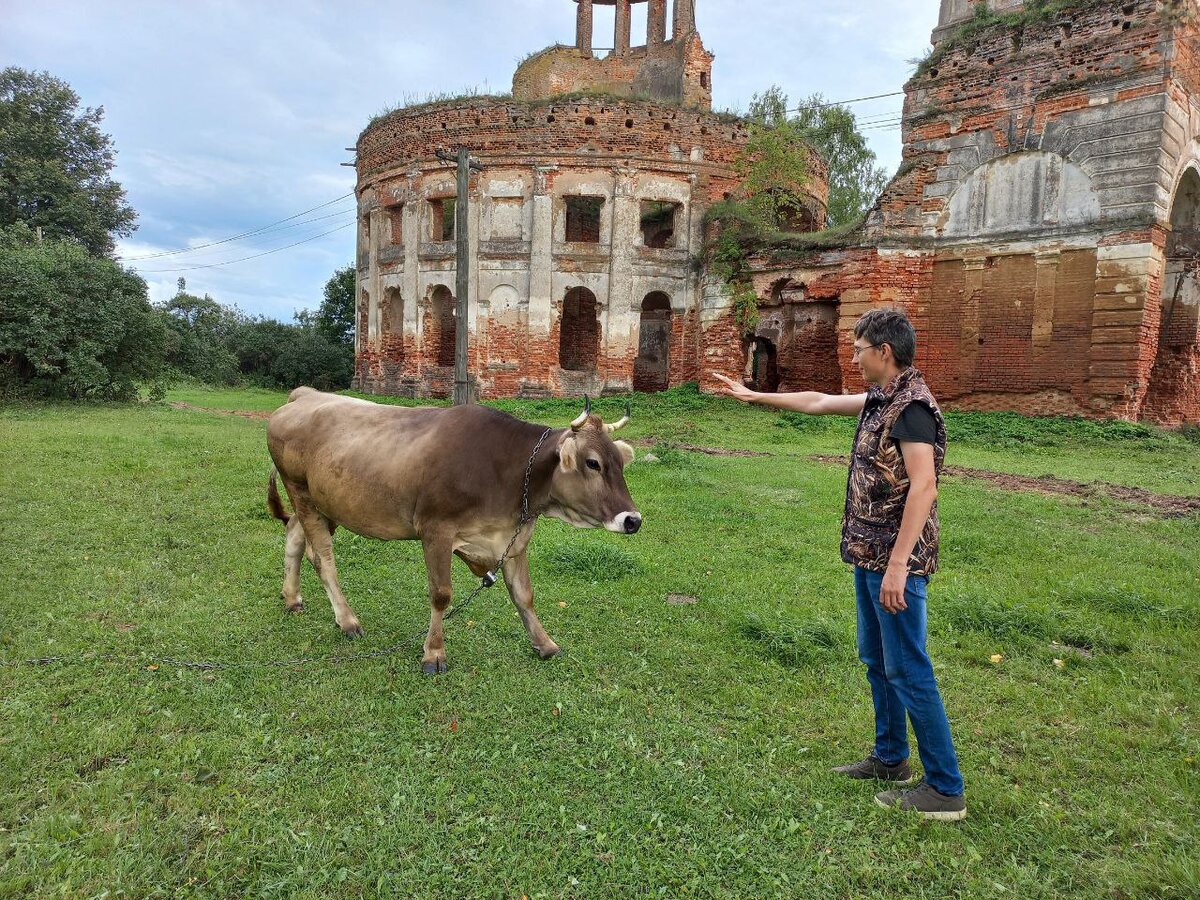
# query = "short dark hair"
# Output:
<box><xmin>854</xmin><ymin>307</ymin><xmax>916</xmax><ymax>367</ymax></box>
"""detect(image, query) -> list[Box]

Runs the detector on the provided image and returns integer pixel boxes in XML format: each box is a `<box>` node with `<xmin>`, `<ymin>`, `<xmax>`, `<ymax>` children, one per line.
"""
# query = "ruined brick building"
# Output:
<box><xmin>353</xmin><ymin>0</ymin><xmax>826</xmax><ymax>399</ymax></box>
<box><xmin>354</xmin><ymin>0</ymin><xmax>1200</xmax><ymax>425</ymax></box>
<box><xmin>719</xmin><ymin>0</ymin><xmax>1200</xmax><ymax>425</ymax></box>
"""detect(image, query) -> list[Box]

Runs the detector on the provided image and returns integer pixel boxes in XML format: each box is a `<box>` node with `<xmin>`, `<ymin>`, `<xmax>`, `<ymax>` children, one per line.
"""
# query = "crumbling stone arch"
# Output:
<box><xmin>634</xmin><ymin>291</ymin><xmax>672</xmax><ymax>392</ymax></box>
<box><xmin>752</xmin><ymin>279</ymin><xmax>841</xmax><ymax>393</ymax></box>
<box><xmin>942</xmin><ymin>151</ymin><xmax>1101</xmax><ymax>238</ymax></box>
<box><xmin>383</xmin><ymin>287</ymin><xmax>404</xmax><ymax>338</ymax></box>
<box><xmin>744</xmin><ymin>336</ymin><xmax>779</xmax><ymax>393</ymax></box>
<box><xmin>559</xmin><ymin>286</ymin><xmax>600</xmax><ymax>372</ymax></box>
<box><xmin>426</xmin><ymin>285</ymin><xmax>456</xmax><ymax>368</ymax></box>
<box><xmin>1143</xmin><ymin>165</ymin><xmax>1200</xmax><ymax>423</ymax></box>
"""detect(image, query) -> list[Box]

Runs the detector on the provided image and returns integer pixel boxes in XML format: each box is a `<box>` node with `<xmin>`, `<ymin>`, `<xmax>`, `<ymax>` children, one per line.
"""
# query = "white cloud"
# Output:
<box><xmin>6</xmin><ymin>0</ymin><xmax>937</xmax><ymax>318</ymax></box>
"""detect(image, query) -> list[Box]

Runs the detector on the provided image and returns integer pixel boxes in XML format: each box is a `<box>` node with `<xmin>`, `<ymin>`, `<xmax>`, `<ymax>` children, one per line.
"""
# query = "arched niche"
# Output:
<box><xmin>942</xmin><ymin>152</ymin><xmax>1101</xmax><ymax>238</ymax></box>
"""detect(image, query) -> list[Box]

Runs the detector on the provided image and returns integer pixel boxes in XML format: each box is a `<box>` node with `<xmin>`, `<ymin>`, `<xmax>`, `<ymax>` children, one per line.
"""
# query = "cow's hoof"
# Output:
<box><xmin>284</xmin><ymin>600</ymin><xmax>304</xmax><ymax>614</ymax></box>
<box><xmin>339</xmin><ymin>622</ymin><xmax>364</xmax><ymax>639</ymax></box>
<box><xmin>421</xmin><ymin>659</ymin><xmax>448</xmax><ymax>676</ymax></box>
<box><xmin>538</xmin><ymin>643</ymin><xmax>562</xmax><ymax>659</ymax></box>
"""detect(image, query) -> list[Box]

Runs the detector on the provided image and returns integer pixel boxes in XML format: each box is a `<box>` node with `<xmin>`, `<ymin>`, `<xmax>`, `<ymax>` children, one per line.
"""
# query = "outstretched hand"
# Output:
<box><xmin>711</xmin><ymin>372</ymin><xmax>757</xmax><ymax>404</ymax></box>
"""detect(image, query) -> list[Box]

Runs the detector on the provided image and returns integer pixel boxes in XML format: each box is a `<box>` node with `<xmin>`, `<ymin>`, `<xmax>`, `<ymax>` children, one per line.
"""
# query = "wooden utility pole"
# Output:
<box><xmin>453</xmin><ymin>147</ymin><xmax>472</xmax><ymax>406</ymax></box>
<box><xmin>437</xmin><ymin>147</ymin><xmax>484</xmax><ymax>405</ymax></box>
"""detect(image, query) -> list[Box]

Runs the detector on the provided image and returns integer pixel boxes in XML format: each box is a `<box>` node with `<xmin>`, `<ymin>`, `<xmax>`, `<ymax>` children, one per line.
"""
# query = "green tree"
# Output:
<box><xmin>158</xmin><ymin>289</ymin><xmax>242</xmax><ymax>384</ymax></box>
<box><xmin>735</xmin><ymin>90</ymin><xmax>811</xmax><ymax>232</ymax></box>
<box><xmin>0</xmin><ymin>68</ymin><xmax>137</xmax><ymax>257</ymax></box>
<box><xmin>749</xmin><ymin>86</ymin><xmax>889</xmax><ymax>228</ymax></box>
<box><xmin>0</xmin><ymin>224</ymin><xmax>165</xmax><ymax>399</ymax></box>
<box><xmin>313</xmin><ymin>265</ymin><xmax>356</xmax><ymax>348</ymax></box>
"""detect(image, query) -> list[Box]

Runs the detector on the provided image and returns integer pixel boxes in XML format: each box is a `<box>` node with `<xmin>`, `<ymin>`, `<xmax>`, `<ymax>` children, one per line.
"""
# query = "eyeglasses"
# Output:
<box><xmin>852</xmin><ymin>342</ymin><xmax>883</xmax><ymax>359</ymax></box>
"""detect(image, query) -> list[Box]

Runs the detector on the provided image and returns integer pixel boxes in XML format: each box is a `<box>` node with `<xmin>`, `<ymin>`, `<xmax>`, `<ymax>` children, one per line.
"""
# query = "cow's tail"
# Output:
<box><xmin>267</xmin><ymin>467</ymin><xmax>291</xmax><ymax>525</ymax></box>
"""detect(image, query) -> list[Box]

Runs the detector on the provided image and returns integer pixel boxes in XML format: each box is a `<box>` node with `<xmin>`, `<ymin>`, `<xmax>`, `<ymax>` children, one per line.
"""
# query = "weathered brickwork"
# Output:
<box><xmin>353</xmin><ymin>1</ymin><xmax>827</xmax><ymax>401</ymax></box>
<box><xmin>514</xmin><ymin>0</ymin><xmax>713</xmax><ymax>110</ymax></box>
<box><xmin>706</xmin><ymin>0</ymin><xmax>1200</xmax><ymax>425</ymax></box>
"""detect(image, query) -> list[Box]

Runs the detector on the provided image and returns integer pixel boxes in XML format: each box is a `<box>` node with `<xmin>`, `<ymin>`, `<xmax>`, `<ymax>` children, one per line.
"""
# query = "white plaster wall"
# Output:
<box><xmin>943</xmin><ymin>151</ymin><xmax>1102</xmax><ymax>238</ymax></box>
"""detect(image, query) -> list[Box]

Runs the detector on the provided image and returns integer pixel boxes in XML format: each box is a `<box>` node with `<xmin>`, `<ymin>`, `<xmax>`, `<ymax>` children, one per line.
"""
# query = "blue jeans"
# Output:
<box><xmin>854</xmin><ymin>565</ymin><xmax>964</xmax><ymax>797</ymax></box>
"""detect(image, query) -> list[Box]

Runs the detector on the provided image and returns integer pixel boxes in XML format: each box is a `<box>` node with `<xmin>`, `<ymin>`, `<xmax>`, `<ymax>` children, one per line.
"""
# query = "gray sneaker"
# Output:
<box><xmin>832</xmin><ymin>753</ymin><xmax>914</xmax><ymax>783</ymax></box>
<box><xmin>875</xmin><ymin>781</ymin><xmax>967</xmax><ymax>821</ymax></box>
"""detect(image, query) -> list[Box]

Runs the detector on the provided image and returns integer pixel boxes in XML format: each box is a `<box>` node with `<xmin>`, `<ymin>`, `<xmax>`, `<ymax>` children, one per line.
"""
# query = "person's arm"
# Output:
<box><xmin>878</xmin><ymin>440</ymin><xmax>938</xmax><ymax>614</ymax></box>
<box><xmin>711</xmin><ymin>372</ymin><xmax>867</xmax><ymax>417</ymax></box>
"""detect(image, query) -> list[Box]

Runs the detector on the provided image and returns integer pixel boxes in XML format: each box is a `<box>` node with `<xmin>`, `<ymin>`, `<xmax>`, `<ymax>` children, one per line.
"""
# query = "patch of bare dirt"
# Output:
<box><xmin>666</xmin><ymin>594</ymin><xmax>699</xmax><ymax>605</ymax></box>
<box><xmin>809</xmin><ymin>455</ymin><xmax>1200</xmax><ymax>518</ymax></box>
<box><xmin>168</xmin><ymin>401</ymin><xmax>271</xmax><ymax>420</ymax></box>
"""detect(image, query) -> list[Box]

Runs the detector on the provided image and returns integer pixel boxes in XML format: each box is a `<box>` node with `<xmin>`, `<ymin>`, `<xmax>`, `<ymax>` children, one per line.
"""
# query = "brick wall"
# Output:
<box><xmin>358</xmin><ymin>98</ymin><xmax>753</xmax><ymax>206</ymax></box>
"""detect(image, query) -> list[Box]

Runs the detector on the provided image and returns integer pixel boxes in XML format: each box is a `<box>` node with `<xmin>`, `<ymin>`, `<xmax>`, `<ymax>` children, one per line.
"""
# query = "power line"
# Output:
<box><xmin>855</xmin><ymin>109</ymin><xmax>906</xmax><ymax>125</ymax></box>
<box><xmin>860</xmin><ymin>118</ymin><xmax>905</xmax><ymax>131</ymax></box>
<box><xmin>126</xmin><ymin>205</ymin><xmax>355</xmax><ymax>263</ymax></box>
<box><xmin>131</xmin><ymin>222</ymin><xmax>354</xmax><ymax>274</ymax></box>
<box><xmin>792</xmin><ymin>91</ymin><xmax>906</xmax><ymax>112</ymax></box>
<box><xmin>116</xmin><ymin>192</ymin><xmax>355</xmax><ymax>261</ymax></box>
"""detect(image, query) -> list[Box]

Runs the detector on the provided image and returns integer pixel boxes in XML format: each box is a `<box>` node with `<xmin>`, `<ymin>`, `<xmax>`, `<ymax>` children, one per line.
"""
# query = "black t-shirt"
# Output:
<box><xmin>889</xmin><ymin>402</ymin><xmax>937</xmax><ymax>445</ymax></box>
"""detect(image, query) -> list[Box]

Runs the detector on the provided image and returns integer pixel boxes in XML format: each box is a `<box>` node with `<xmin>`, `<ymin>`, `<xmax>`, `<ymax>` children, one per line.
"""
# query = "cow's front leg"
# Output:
<box><xmin>502</xmin><ymin>551</ymin><xmax>560</xmax><ymax>659</ymax></box>
<box><xmin>421</xmin><ymin>536</ymin><xmax>454</xmax><ymax>675</ymax></box>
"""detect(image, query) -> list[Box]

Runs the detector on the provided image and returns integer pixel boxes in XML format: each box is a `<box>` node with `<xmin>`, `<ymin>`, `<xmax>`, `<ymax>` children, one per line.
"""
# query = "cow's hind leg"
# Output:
<box><xmin>281</xmin><ymin>516</ymin><xmax>307</xmax><ymax>613</ymax></box>
<box><xmin>303</xmin><ymin>522</ymin><xmax>336</xmax><ymax>573</ymax></box>
<box><xmin>420</xmin><ymin>535</ymin><xmax>454</xmax><ymax>675</ymax></box>
<box><xmin>502</xmin><ymin>551</ymin><xmax>560</xmax><ymax>659</ymax></box>
<box><xmin>287</xmin><ymin>485</ymin><xmax>363</xmax><ymax>638</ymax></box>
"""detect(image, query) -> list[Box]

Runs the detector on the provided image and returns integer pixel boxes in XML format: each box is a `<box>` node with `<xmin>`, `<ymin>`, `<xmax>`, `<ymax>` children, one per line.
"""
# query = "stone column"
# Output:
<box><xmin>403</xmin><ymin>172</ymin><xmax>421</xmax><ymax>344</ymax></box>
<box><xmin>647</xmin><ymin>0</ymin><xmax>667</xmax><ymax>45</ymax></box>
<box><xmin>576</xmin><ymin>0</ymin><xmax>593</xmax><ymax>52</ymax></box>
<box><xmin>615</xmin><ymin>0</ymin><xmax>631</xmax><ymax>54</ymax></box>
<box><xmin>606</xmin><ymin>166</ymin><xmax>638</xmax><ymax>388</ymax></box>
<box><xmin>528</xmin><ymin>165</ymin><xmax>557</xmax><ymax>337</ymax></box>
<box><xmin>368</xmin><ymin>206</ymin><xmax>383</xmax><ymax>348</ymax></box>
<box><xmin>673</xmin><ymin>0</ymin><xmax>695</xmax><ymax>39</ymax></box>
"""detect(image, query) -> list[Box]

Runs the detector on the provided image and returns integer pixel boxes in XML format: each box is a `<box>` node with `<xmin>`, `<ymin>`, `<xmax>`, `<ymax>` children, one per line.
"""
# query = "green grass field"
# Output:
<box><xmin>1</xmin><ymin>386</ymin><xmax>1197</xmax><ymax>898</ymax></box>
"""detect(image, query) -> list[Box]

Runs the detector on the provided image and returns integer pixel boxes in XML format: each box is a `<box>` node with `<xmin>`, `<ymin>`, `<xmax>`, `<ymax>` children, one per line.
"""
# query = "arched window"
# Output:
<box><xmin>428</xmin><ymin>285</ymin><xmax>456</xmax><ymax>368</ymax></box>
<box><xmin>559</xmin><ymin>287</ymin><xmax>600</xmax><ymax>371</ymax></box>
<box><xmin>384</xmin><ymin>287</ymin><xmax>404</xmax><ymax>337</ymax></box>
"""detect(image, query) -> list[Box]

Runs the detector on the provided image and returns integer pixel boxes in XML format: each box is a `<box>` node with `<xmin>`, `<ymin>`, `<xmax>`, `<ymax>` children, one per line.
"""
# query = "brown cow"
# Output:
<box><xmin>265</xmin><ymin>387</ymin><xmax>641</xmax><ymax>674</ymax></box>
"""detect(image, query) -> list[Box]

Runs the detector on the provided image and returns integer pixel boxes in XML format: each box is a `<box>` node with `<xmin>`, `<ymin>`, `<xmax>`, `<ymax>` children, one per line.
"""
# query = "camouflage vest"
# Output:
<box><xmin>840</xmin><ymin>367</ymin><xmax>947</xmax><ymax>576</ymax></box>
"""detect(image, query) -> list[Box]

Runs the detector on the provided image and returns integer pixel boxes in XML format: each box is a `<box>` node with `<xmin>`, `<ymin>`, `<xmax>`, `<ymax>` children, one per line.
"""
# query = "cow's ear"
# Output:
<box><xmin>557</xmin><ymin>432</ymin><xmax>578</xmax><ymax>471</ymax></box>
<box><xmin>614</xmin><ymin>440</ymin><xmax>635</xmax><ymax>466</ymax></box>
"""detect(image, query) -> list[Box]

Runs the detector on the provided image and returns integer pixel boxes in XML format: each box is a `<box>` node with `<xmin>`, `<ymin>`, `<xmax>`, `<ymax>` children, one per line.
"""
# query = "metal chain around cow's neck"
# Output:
<box><xmin>446</xmin><ymin>425</ymin><xmax>556</xmax><ymax>618</ymax></box>
<box><xmin>2</xmin><ymin>426</ymin><xmax>559</xmax><ymax>673</ymax></box>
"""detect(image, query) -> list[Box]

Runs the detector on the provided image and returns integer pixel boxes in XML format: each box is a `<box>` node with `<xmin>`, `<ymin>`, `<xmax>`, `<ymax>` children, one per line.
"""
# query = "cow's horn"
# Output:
<box><xmin>570</xmin><ymin>395</ymin><xmax>590</xmax><ymax>431</ymax></box>
<box><xmin>605</xmin><ymin>400</ymin><xmax>631</xmax><ymax>434</ymax></box>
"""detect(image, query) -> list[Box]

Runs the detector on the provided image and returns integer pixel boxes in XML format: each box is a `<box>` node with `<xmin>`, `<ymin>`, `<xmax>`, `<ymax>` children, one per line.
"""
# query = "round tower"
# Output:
<box><xmin>353</xmin><ymin>0</ymin><xmax>827</xmax><ymax>400</ymax></box>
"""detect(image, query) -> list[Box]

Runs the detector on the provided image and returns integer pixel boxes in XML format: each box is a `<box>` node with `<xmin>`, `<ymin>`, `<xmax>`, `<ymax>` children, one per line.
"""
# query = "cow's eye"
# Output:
<box><xmin>586</xmin><ymin>458</ymin><xmax>601</xmax><ymax>471</ymax></box>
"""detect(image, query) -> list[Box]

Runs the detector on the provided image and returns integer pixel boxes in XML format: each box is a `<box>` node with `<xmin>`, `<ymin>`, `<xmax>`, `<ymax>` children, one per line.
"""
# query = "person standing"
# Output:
<box><xmin>713</xmin><ymin>307</ymin><xmax>966</xmax><ymax>821</ymax></box>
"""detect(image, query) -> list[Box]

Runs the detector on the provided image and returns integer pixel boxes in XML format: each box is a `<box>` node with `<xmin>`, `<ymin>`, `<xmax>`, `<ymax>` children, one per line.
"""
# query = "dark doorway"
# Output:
<box><xmin>634</xmin><ymin>291</ymin><xmax>671</xmax><ymax>392</ymax></box>
<box><xmin>428</xmin><ymin>285</ymin><xmax>456</xmax><ymax>368</ymax></box>
<box><xmin>559</xmin><ymin>287</ymin><xmax>600</xmax><ymax>371</ymax></box>
<box><xmin>747</xmin><ymin>337</ymin><xmax>779</xmax><ymax>393</ymax></box>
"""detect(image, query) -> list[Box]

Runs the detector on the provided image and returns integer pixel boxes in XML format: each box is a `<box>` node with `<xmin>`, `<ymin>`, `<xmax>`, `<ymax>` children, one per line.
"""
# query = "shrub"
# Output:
<box><xmin>0</xmin><ymin>225</ymin><xmax>165</xmax><ymax>399</ymax></box>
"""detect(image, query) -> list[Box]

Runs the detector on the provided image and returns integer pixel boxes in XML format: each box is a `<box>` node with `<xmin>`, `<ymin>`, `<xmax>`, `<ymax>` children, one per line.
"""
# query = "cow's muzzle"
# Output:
<box><xmin>607</xmin><ymin>511</ymin><xmax>642</xmax><ymax>534</ymax></box>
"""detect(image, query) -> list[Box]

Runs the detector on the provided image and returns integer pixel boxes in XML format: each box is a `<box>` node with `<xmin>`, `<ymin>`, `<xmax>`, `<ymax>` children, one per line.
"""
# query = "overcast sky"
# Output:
<box><xmin>3</xmin><ymin>0</ymin><xmax>937</xmax><ymax>321</ymax></box>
